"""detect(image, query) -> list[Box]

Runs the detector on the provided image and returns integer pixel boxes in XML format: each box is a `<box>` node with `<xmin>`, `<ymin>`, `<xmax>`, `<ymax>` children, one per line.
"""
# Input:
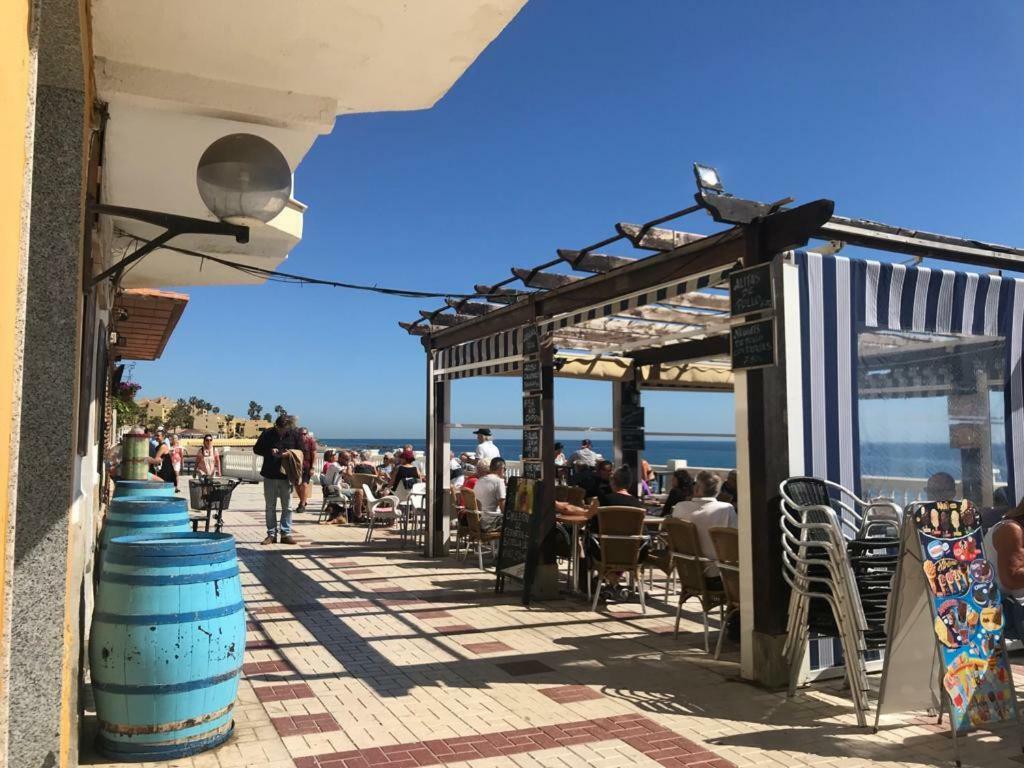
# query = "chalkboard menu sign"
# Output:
<box><xmin>495</xmin><ymin>476</ymin><xmax>541</xmax><ymax>600</ymax></box>
<box><xmin>523</xmin><ymin>325</ymin><xmax>539</xmax><ymax>356</ymax></box>
<box><xmin>522</xmin><ymin>461</ymin><xmax>542</xmax><ymax>480</ymax></box>
<box><xmin>522</xmin><ymin>394</ymin><xmax>542</xmax><ymax>427</ymax></box>
<box><xmin>731</xmin><ymin>318</ymin><xmax>776</xmax><ymax>370</ymax></box>
<box><xmin>522</xmin><ymin>428</ymin><xmax>541</xmax><ymax>460</ymax></box>
<box><xmin>622</xmin><ymin>429</ymin><xmax>645</xmax><ymax>451</ymax></box>
<box><xmin>522</xmin><ymin>359</ymin><xmax>542</xmax><ymax>392</ymax></box>
<box><xmin>729</xmin><ymin>262</ymin><xmax>774</xmax><ymax>317</ymax></box>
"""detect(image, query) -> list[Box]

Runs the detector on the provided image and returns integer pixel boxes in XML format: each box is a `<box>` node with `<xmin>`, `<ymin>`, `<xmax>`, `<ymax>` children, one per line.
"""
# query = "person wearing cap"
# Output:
<box><xmin>473</xmin><ymin>428</ymin><xmax>500</xmax><ymax>462</ymax></box>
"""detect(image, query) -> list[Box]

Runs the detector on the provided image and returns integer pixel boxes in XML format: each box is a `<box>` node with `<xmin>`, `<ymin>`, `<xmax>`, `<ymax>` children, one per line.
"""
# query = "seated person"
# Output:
<box><xmin>580</xmin><ymin>460</ymin><xmax>614</xmax><ymax>502</ymax></box>
<box><xmin>671</xmin><ymin>470</ymin><xmax>737</xmax><ymax>582</ymax></box>
<box><xmin>717</xmin><ymin>470</ymin><xmax>738</xmax><ymax>507</ymax></box>
<box><xmin>450</xmin><ymin>450</ymin><xmax>466</xmax><ymax>489</ymax></box>
<box><xmin>926</xmin><ymin>471</ymin><xmax>957</xmax><ymax>502</ymax></box>
<box><xmin>353</xmin><ymin>450</ymin><xmax>377</xmax><ymax>476</ymax></box>
<box><xmin>598</xmin><ymin>466</ymin><xmax>645</xmax><ymax>508</ymax></box>
<box><xmin>391</xmin><ymin>449</ymin><xmax>422</xmax><ymax>492</ymax></box>
<box><xmin>662</xmin><ymin>468</ymin><xmax>694</xmax><ymax>516</ymax></box>
<box><xmin>464</xmin><ymin>459</ymin><xmax>489</xmax><ymax>491</ymax></box>
<box><xmin>986</xmin><ymin>499</ymin><xmax>1024</xmax><ymax>640</ymax></box>
<box><xmin>472</xmin><ymin>458</ymin><xmax>506</xmax><ymax>532</ymax></box>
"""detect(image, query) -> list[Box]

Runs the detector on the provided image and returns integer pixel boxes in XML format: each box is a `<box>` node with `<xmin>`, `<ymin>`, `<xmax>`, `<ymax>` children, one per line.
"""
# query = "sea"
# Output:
<box><xmin>318</xmin><ymin>437</ymin><xmax>1008</xmax><ymax>480</ymax></box>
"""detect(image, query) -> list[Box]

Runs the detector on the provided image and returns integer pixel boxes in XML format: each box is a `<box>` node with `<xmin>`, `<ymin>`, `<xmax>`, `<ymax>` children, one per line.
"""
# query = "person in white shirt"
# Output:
<box><xmin>449</xmin><ymin>450</ymin><xmax>466</xmax><ymax>489</ymax></box>
<box><xmin>553</xmin><ymin>442</ymin><xmax>566</xmax><ymax>467</ymax></box>
<box><xmin>473</xmin><ymin>428</ymin><xmax>501</xmax><ymax>462</ymax></box>
<box><xmin>671</xmin><ymin>470</ymin><xmax>737</xmax><ymax>579</ymax></box>
<box><xmin>472</xmin><ymin>458</ymin><xmax>506</xmax><ymax>532</ymax></box>
<box><xmin>570</xmin><ymin>439</ymin><xmax>599</xmax><ymax>467</ymax></box>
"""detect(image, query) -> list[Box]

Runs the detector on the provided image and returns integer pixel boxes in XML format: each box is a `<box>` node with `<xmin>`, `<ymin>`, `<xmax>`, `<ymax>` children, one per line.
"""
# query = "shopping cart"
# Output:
<box><xmin>188</xmin><ymin>476</ymin><xmax>255</xmax><ymax>532</ymax></box>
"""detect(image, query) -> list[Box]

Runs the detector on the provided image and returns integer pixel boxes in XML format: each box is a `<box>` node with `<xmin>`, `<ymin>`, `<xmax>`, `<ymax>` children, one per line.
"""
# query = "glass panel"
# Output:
<box><xmin>857</xmin><ymin>329</ymin><xmax>1007</xmax><ymax>520</ymax></box>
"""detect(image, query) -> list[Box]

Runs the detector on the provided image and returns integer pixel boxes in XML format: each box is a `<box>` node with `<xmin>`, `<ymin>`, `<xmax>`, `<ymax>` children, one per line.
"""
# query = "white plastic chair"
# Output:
<box><xmin>363</xmin><ymin>484</ymin><xmax>399</xmax><ymax>543</ymax></box>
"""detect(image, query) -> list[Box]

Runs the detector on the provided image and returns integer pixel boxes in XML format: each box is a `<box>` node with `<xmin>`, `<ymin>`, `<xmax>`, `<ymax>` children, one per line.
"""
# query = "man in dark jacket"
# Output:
<box><xmin>253</xmin><ymin>414</ymin><xmax>302</xmax><ymax>544</ymax></box>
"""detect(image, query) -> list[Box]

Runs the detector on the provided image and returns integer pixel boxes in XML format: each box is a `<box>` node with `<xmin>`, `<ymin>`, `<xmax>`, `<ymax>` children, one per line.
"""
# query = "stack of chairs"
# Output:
<box><xmin>779</xmin><ymin>476</ymin><xmax>901</xmax><ymax>727</ymax></box>
<box><xmin>847</xmin><ymin>512</ymin><xmax>900</xmax><ymax>652</ymax></box>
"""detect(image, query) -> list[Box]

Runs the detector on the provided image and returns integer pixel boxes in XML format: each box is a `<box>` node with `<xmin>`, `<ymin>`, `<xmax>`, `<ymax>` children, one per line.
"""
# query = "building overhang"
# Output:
<box><xmin>111</xmin><ymin>288</ymin><xmax>188</xmax><ymax>360</ymax></box>
<box><xmin>90</xmin><ymin>0</ymin><xmax>527</xmax><ymax>289</ymax></box>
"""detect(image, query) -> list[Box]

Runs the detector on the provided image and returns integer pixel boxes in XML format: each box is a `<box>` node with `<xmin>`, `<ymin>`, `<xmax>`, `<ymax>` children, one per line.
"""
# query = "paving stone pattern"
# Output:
<box><xmin>84</xmin><ymin>484</ymin><xmax>1024</xmax><ymax>768</ymax></box>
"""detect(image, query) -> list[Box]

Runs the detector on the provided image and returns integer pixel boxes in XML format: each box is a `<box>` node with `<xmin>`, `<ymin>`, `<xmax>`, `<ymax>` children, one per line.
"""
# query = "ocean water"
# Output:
<box><xmin>319</xmin><ymin>437</ymin><xmax>1006</xmax><ymax>479</ymax></box>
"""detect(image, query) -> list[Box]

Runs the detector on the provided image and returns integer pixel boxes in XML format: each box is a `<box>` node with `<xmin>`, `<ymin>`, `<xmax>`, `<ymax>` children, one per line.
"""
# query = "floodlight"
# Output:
<box><xmin>693</xmin><ymin>163</ymin><xmax>724</xmax><ymax>193</ymax></box>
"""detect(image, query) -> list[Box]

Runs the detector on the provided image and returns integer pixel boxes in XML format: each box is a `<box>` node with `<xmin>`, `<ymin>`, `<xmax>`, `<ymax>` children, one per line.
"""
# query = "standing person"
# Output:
<box><xmin>149</xmin><ymin>427</ymin><xmax>168</xmax><ymax>458</ymax></box>
<box><xmin>194</xmin><ymin>434</ymin><xmax>221</xmax><ymax>477</ymax></box>
<box><xmin>253</xmin><ymin>415</ymin><xmax>302</xmax><ymax>545</ymax></box>
<box><xmin>169</xmin><ymin>435</ymin><xmax>185</xmax><ymax>491</ymax></box>
<box><xmin>296</xmin><ymin>427</ymin><xmax>317</xmax><ymax>512</ymax></box>
<box><xmin>148</xmin><ymin>438</ymin><xmax>176</xmax><ymax>488</ymax></box>
<box><xmin>473</xmin><ymin>428</ymin><xmax>500</xmax><ymax>462</ymax></box>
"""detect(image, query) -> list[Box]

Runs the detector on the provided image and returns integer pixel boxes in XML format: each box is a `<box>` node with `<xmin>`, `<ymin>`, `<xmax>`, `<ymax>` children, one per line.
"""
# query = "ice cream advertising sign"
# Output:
<box><xmin>914</xmin><ymin>500</ymin><xmax>1017</xmax><ymax>732</ymax></box>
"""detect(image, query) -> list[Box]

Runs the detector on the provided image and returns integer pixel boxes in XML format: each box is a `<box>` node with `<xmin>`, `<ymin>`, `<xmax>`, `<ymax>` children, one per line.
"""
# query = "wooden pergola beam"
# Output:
<box><xmin>630</xmin><ymin>334</ymin><xmax>731</xmax><ymax>366</ymax></box>
<box><xmin>429</xmin><ymin>200</ymin><xmax>834</xmax><ymax>349</ymax></box>
<box><xmin>445</xmin><ymin>298</ymin><xmax>503</xmax><ymax>316</ymax></box>
<box><xmin>418</xmin><ymin>310</ymin><xmax>475</xmax><ymax>326</ymax></box>
<box><xmin>511</xmin><ymin>268</ymin><xmax>578</xmax><ymax>290</ymax></box>
<box><xmin>556</xmin><ymin>249</ymin><xmax>633</xmax><ymax>273</ymax></box>
<box><xmin>616</xmin><ymin>222</ymin><xmax>705</xmax><ymax>251</ymax></box>
<box><xmin>473</xmin><ymin>284</ymin><xmax>532</xmax><ymax>303</ymax></box>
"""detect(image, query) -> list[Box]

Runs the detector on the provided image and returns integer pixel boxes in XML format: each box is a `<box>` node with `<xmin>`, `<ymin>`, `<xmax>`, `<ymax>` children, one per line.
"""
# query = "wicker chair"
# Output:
<box><xmin>588</xmin><ymin>506</ymin><xmax>648</xmax><ymax>614</ymax></box>
<box><xmin>709</xmin><ymin>526</ymin><xmax>740</xmax><ymax>659</ymax></box>
<box><xmin>464</xmin><ymin>509</ymin><xmax>501</xmax><ymax>571</ymax></box>
<box><xmin>664</xmin><ymin>518</ymin><xmax>725</xmax><ymax>651</ymax></box>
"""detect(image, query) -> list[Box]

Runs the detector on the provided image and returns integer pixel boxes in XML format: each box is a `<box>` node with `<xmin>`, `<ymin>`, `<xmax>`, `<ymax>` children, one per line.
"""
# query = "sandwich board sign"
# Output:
<box><xmin>876</xmin><ymin>500</ymin><xmax>1018</xmax><ymax>764</ymax></box>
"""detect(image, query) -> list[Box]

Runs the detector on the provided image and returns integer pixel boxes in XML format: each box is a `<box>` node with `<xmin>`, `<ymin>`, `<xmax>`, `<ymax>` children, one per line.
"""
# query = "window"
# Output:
<box><xmin>857</xmin><ymin>329</ymin><xmax>1007</xmax><ymax>513</ymax></box>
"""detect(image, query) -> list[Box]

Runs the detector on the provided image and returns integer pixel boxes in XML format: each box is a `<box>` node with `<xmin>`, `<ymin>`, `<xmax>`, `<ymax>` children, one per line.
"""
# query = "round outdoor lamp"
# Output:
<box><xmin>196</xmin><ymin>133</ymin><xmax>292</xmax><ymax>224</ymax></box>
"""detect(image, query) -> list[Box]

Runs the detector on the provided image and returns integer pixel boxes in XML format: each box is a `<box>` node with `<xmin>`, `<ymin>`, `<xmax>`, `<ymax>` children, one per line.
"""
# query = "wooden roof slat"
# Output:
<box><xmin>616</xmin><ymin>222</ymin><xmax>706</xmax><ymax>251</ymax></box>
<box><xmin>511</xmin><ymin>268</ymin><xmax>578</xmax><ymax>290</ymax></box>
<box><xmin>473</xmin><ymin>284</ymin><xmax>532</xmax><ymax>303</ymax></box>
<box><xmin>418</xmin><ymin>311</ymin><xmax>474</xmax><ymax>326</ymax></box>
<box><xmin>556</xmin><ymin>249</ymin><xmax>633</xmax><ymax>273</ymax></box>
<box><xmin>445</xmin><ymin>298</ymin><xmax>503</xmax><ymax>316</ymax></box>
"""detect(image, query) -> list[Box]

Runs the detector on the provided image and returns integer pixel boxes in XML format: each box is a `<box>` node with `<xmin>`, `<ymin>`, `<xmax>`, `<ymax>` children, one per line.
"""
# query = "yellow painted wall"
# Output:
<box><xmin>0</xmin><ymin>0</ymin><xmax>33</xmax><ymax>723</ymax></box>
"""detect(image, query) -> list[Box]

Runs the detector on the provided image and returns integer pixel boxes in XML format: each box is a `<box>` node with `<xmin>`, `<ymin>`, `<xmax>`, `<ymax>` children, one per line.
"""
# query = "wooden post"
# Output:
<box><xmin>425</xmin><ymin>349</ymin><xmax>451</xmax><ymax>557</ymax></box>
<box><xmin>737</xmin><ymin>225</ymin><xmax>794</xmax><ymax>687</ymax></box>
<box><xmin>612</xmin><ymin>371</ymin><xmax>642</xmax><ymax>483</ymax></box>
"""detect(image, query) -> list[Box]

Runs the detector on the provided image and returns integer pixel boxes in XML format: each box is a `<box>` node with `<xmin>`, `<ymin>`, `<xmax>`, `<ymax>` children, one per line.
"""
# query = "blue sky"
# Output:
<box><xmin>132</xmin><ymin>1</ymin><xmax>1024</xmax><ymax>440</ymax></box>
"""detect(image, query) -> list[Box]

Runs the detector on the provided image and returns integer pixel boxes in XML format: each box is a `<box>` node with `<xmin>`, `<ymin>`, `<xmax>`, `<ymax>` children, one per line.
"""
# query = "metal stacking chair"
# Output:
<box><xmin>778</xmin><ymin>476</ymin><xmax>900</xmax><ymax>727</ymax></box>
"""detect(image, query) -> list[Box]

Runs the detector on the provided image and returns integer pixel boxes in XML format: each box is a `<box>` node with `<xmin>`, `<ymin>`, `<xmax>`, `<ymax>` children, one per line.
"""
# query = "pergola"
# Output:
<box><xmin>401</xmin><ymin>166</ymin><xmax>1024</xmax><ymax>686</ymax></box>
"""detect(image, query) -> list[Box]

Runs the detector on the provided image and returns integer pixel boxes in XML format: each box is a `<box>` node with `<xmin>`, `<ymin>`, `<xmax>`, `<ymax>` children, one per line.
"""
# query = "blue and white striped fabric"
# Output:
<box><xmin>796</xmin><ymin>252</ymin><xmax>1024</xmax><ymax>505</ymax></box>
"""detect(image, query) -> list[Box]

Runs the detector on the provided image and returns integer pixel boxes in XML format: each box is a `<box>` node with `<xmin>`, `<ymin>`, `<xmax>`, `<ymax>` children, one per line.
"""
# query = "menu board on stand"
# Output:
<box><xmin>495</xmin><ymin>324</ymin><xmax>548</xmax><ymax>603</ymax></box>
<box><xmin>875</xmin><ymin>500</ymin><xmax>1019</xmax><ymax>765</ymax></box>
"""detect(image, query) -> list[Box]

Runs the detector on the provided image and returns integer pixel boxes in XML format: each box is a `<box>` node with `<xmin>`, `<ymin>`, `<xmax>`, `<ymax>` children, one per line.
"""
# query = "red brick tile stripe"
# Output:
<box><xmin>254</xmin><ymin>682</ymin><xmax>315</xmax><ymax>703</ymax></box>
<box><xmin>540</xmin><ymin>685</ymin><xmax>605</xmax><ymax>704</ymax></box>
<box><xmin>271</xmin><ymin>712</ymin><xmax>341</xmax><ymax>737</ymax></box>
<box><xmin>460</xmin><ymin>641</ymin><xmax>512</xmax><ymax>655</ymax></box>
<box><xmin>293</xmin><ymin>713</ymin><xmax>734</xmax><ymax>768</ymax></box>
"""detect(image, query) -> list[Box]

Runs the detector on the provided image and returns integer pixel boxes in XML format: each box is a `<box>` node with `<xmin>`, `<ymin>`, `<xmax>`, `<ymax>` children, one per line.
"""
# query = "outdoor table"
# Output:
<box><xmin>556</xmin><ymin>513</ymin><xmax>590</xmax><ymax>594</ymax></box>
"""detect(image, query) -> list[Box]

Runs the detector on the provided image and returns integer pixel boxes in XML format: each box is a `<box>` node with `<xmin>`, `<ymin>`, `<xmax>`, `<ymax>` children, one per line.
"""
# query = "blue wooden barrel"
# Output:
<box><xmin>100</xmin><ymin>497</ymin><xmax>191</xmax><ymax>549</ymax></box>
<box><xmin>90</xmin><ymin>533</ymin><xmax>245</xmax><ymax>761</ymax></box>
<box><xmin>114</xmin><ymin>480</ymin><xmax>175</xmax><ymax>499</ymax></box>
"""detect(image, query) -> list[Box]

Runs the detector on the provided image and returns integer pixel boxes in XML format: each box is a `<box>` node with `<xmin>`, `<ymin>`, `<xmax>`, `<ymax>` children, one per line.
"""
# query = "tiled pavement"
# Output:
<box><xmin>82</xmin><ymin>485</ymin><xmax>1024</xmax><ymax>768</ymax></box>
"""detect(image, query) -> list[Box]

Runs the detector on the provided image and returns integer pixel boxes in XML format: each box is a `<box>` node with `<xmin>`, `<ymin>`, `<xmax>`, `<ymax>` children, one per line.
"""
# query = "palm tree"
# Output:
<box><xmin>247</xmin><ymin>400</ymin><xmax>263</xmax><ymax>419</ymax></box>
<box><xmin>263</xmin><ymin>412</ymin><xmax>272</xmax><ymax>423</ymax></box>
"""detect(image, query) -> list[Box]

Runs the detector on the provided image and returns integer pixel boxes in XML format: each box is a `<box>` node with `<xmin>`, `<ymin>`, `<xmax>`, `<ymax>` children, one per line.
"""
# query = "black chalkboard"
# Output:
<box><xmin>523</xmin><ymin>325</ymin><xmax>540</xmax><ymax>356</ymax></box>
<box><xmin>522</xmin><ymin>394</ymin><xmax>542</xmax><ymax>427</ymax></box>
<box><xmin>522</xmin><ymin>428</ymin><xmax>541</xmax><ymax>459</ymax></box>
<box><xmin>622</xmin><ymin>429</ymin><xmax>645</xmax><ymax>451</ymax></box>
<box><xmin>495</xmin><ymin>476</ymin><xmax>541</xmax><ymax>600</ymax></box>
<box><xmin>522</xmin><ymin>359</ymin><xmax>542</xmax><ymax>392</ymax></box>
<box><xmin>522</xmin><ymin>461</ymin><xmax>542</xmax><ymax>480</ymax></box>
<box><xmin>729</xmin><ymin>262</ymin><xmax>774</xmax><ymax>317</ymax></box>
<box><xmin>620</xmin><ymin>404</ymin><xmax>644</xmax><ymax>431</ymax></box>
<box><xmin>731</xmin><ymin>318</ymin><xmax>776</xmax><ymax>370</ymax></box>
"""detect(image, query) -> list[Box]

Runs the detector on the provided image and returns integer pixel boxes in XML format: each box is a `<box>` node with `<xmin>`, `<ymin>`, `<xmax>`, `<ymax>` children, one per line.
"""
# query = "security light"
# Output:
<box><xmin>693</xmin><ymin>163</ymin><xmax>724</xmax><ymax>193</ymax></box>
<box><xmin>197</xmin><ymin>133</ymin><xmax>292</xmax><ymax>224</ymax></box>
